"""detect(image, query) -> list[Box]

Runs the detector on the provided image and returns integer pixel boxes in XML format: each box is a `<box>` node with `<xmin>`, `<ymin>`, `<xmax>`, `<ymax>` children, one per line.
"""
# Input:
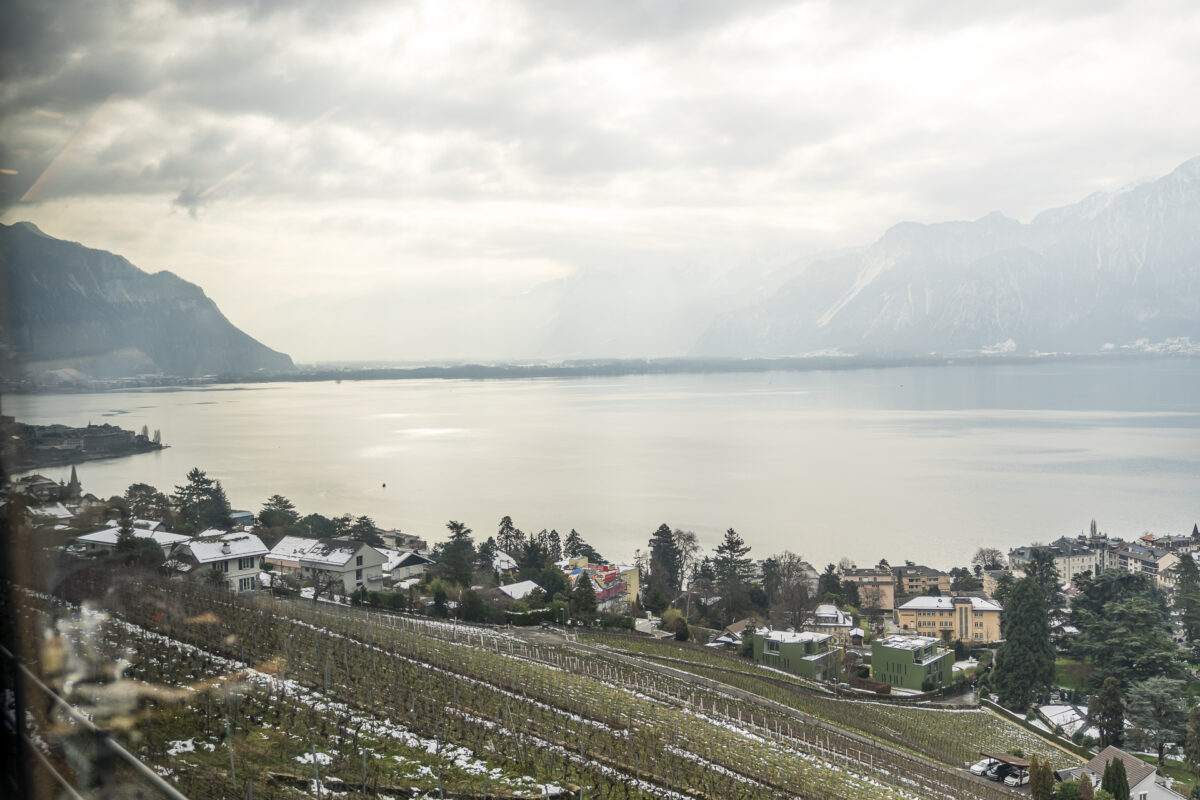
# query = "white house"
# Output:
<box><xmin>265</xmin><ymin>535</ymin><xmax>321</xmax><ymax>576</ymax></box>
<box><xmin>1082</xmin><ymin>746</ymin><xmax>1186</xmax><ymax>799</ymax></box>
<box><xmin>167</xmin><ymin>531</ymin><xmax>268</xmax><ymax>593</ymax></box>
<box><xmin>296</xmin><ymin>539</ymin><xmax>386</xmax><ymax>595</ymax></box>
<box><xmin>73</xmin><ymin>527</ymin><xmax>190</xmax><ymax>557</ymax></box>
<box><xmin>499</xmin><ymin>580</ymin><xmax>542</xmax><ymax>601</ymax></box>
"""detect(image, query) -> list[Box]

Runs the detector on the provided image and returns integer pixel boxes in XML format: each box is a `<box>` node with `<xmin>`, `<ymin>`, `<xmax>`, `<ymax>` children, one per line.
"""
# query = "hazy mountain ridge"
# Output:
<box><xmin>694</xmin><ymin>157</ymin><xmax>1200</xmax><ymax>357</ymax></box>
<box><xmin>0</xmin><ymin>222</ymin><xmax>295</xmax><ymax>379</ymax></box>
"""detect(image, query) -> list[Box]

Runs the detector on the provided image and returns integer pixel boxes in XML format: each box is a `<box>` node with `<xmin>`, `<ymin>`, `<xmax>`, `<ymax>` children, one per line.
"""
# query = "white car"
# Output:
<box><xmin>969</xmin><ymin>758</ymin><xmax>997</xmax><ymax>776</ymax></box>
<box><xmin>1003</xmin><ymin>770</ymin><xmax>1030</xmax><ymax>787</ymax></box>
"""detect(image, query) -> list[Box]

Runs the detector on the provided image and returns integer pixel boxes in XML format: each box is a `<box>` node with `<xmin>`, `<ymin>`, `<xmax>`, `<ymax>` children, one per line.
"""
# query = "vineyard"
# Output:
<box><xmin>578</xmin><ymin>631</ymin><xmax>1081</xmax><ymax>770</ymax></box>
<box><xmin>11</xmin><ymin>573</ymin><xmax>1070</xmax><ymax>800</ymax></box>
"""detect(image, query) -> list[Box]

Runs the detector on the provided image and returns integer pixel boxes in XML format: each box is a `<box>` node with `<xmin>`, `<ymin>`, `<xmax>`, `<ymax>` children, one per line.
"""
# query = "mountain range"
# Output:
<box><xmin>694</xmin><ymin>157</ymin><xmax>1200</xmax><ymax>357</ymax></box>
<box><xmin>0</xmin><ymin>221</ymin><xmax>294</xmax><ymax>380</ymax></box>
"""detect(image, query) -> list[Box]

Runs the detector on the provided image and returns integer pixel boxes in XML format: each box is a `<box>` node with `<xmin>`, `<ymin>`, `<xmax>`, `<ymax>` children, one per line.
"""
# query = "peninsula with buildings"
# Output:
<box><xmin>1</xmin><ymin>416</ymin><xmax>165</xmax><ymax>471</ymax></box>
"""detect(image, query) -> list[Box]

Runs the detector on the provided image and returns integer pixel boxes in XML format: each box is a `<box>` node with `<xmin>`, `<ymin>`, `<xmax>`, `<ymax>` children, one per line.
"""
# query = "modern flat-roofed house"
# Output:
<box><xmin>167</xmin><ymin>531</ymin><xmax>268</xmax><ymax>593</ymax></box>
<box><xmin>803</xmin><ymin>603</ymin><xmax>855</xmax><ymax>645</ymax></box>
<box><xmin>894</xmin><ymin>595</ymin><xmax>1003</xmax><ymax>643</ymax></box>
<box><xmin>297</xmin><ymin>539</ymin><xmax>386</xmax><ymax>595</ymax></box>
<box><xmin>751</xmin><ymin>628</ymin><xmax>842</xmax><ymax>681</ymax></box>
<box><xmin>1081</xmin><ymin>745</ymin><xmax>1186</xmax><ymax>799</ymax></box>
<box><xmin>73</xmin><ymin>527</ymin><xmax>190</xmax><ymax>558</ymax></box>
<box><xmin>871</xmin><ymin>635</ymin><xmax>952</xmax><ymax>691</ymax></box>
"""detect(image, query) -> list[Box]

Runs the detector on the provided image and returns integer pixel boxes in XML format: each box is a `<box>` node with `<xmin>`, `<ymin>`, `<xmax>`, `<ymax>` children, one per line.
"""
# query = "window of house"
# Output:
<box><xmin>357</xmin><ymin>555</ymin><xmax>363</xmax><ymax>566</ymax></box>
<box><xmin>356</xmin><ymin>568</ymin><xmax>363</xmax><ymax>580</ymax></box>
<box><xmin>765</xmin><ymin>639</ymin><xmax>780</xmax><ymax>653</ymax></box>
<box><xmin>238</xmin><ymin>557</ymin><xmax>255</xmax><ymax>570</ymax></box>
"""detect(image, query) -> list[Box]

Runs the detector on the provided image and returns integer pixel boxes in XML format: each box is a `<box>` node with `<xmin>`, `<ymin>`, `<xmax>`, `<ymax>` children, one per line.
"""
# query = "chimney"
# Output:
<box><xmin>222</xmin><ymin>542</ymin><xmax>231</xmax><ymax>555</ymax></box>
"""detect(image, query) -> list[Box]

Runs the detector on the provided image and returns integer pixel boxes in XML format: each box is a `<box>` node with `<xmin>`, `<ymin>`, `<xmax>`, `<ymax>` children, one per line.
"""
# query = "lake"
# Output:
<box><xmin>10</xmin><ymin>359</ymin><xmax>1200</xmax><ymax>570</ymax></box>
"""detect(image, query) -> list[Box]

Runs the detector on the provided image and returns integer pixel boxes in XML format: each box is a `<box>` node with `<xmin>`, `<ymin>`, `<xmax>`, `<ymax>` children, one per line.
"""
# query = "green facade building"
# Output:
<box><xmin>871</xmin><ymin>635</ymin><xmax>952</xmax><ymax>691</ymax></box>
<box><xmin>750</xmin><ymin>629</ymin><xmax>842</xmax><ymax>681</ymax></box>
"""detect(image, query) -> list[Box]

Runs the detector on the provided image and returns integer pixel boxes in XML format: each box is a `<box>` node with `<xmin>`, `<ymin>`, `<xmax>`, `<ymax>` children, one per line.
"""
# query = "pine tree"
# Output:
<box><xmin>441</xmin><ymin>521</ymin><xmax>476</xmax><ymax>587</ymax></box>
<box><xmin>648</xmin><ymin>523</ymin><xmax>682</xmax><ymax>596</ymax></box>
<box><xmin>572</xmin><ymin>571</ymin><xmax>598</xmax><ymax>616</ymax></box>
<box><xmin>1088</xmin><ymin>677</ymin><xmax>1126</xmax><ymax>748</ymax></box>
<box><xmin>994</xmin><ymin>576</ymin><xmax>1055</xmax><ymax>711</ymax></box>
<box><xmin>259</xmin><ymin>494</ymin><xmax>299</xmax><ymax>528</ymax></box>
<box><xmin>1186</xmin><ymin>705</ymin><xmax>1200</xmax><ymax>778</ymax></box>
<box><xmin>1175</xmin><ymin>553</ymin><xmax>1200</xmax><ymax>642</ymax></box>
<box><xmin>172</xmin><ymin>468</ymin><xmax>232</xmax><ymax>533</ymax></box>
<box><xmin>713</xmin><ymin>528</ymin><xmax>754</xmax><ymax>624</ymax></box>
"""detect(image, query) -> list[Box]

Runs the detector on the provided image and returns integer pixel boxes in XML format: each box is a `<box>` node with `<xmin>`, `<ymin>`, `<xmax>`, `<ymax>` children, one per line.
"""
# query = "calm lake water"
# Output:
<box><xmin>10</xmin><ymin>359</ymin><xmax>1200</xmax><ymax>569</ymax></box>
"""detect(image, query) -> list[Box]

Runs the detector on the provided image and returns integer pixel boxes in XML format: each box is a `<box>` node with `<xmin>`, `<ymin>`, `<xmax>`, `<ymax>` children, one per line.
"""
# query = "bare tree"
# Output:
<box><xmin>771</xmin><ymin>550</ymin><xmax>814</xmax><ymax>629</ymax></box>
<box><xmin>673</xmin><ymin>529</ymin><xmax>701</xmax><ymax>615</ymax></box>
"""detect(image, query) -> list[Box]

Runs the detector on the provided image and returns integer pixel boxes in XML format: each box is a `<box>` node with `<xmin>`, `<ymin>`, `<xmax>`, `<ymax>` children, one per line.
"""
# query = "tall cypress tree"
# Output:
<box><xmin>994</xmin><ymin>576</ymin><xmax>1054</xmax><ymax>711</ymax></box>
<box><xmin>1101</xmin><ymin>756</ymin><xmax>1129</xmax><ymax>800</ymax></box>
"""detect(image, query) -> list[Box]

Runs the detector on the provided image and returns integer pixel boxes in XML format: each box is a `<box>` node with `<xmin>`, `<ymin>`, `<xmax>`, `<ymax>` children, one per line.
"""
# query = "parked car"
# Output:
<box><xmin>970</xmin><ymin>758</ymin><xmax>998</xmax><ymax>776</ymax></box>
<box><xmin>986</xmin><ymin>763</ymin><xmax>1014</xmax><ymax>782</ymax></box>
<box><xmin>1004</xmin><ymin>770</ymin><xmax>1030</xmax><ymax>787</ymax></box>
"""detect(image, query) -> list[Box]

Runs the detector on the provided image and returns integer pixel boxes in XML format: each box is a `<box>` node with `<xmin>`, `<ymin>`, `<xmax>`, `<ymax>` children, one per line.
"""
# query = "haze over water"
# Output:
<box><xmin>13</xmin><ymin>359</ymin><xmax>1200</xmax><ymax>569</ymax></box>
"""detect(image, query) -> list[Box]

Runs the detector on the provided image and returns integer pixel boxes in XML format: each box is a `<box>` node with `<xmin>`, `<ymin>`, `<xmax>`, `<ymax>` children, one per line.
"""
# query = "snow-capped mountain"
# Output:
<box><xmin>694</xmin><ymin>157</ymin><xmax>1200</xmax><ymax>357</ymax></box>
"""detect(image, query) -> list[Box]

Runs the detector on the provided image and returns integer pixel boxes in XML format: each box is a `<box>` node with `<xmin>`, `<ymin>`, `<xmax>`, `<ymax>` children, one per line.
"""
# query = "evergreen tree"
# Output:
<box><xmin>497</xmin><ymin>516</ymin><xmax>520</xmax><ymax>554</ymax></box>
<box><xmin>818</xmin><ymin>564</ymin><xmax>842</xmax><ymax>601</ymax></box>
<box><xmin>476</xmin><ymin>536</ymin><xmax>499</xmax><ymax>574</ymax></box>
<box><xmin>1175</xmin><ymin>553</ymin><xmax>1200</xmax><ymax>642</ymax></box>
<box><xmin>259</xmin><ymin>494</ymin><xmax>299</xmax><ymax>529</ymax></box>
<box><xmin>993</xmin><ymin>571</ymin><xmax>1016</xmax><ymax>609</ymax></box>
<box><xmin>1101</xmin><ymin>756</ymin><xmax>1129</xmax><ymax>800</ymax></box>
<box><xmin>172</xmin><ymin>468</ymin><xmax>232</xmax><ymax>533</ymax></box>
<box><xmin>1078</xmin><ymin>774</ymin><xmax>1094</xmax><ymax>800</ymax></box>
<box><xmin>441</xmin><ymin>521</ymin><xmax>476</xmax><ymax>587</ymax></box>
<box><xmin>1088</xmin><ymin>677</ymin><xmax>1126</xmax><ymax>748</ymax></box>
<box><xmin>1072</xmin><ymin>570</ymin><xmax>1182</xmax><ymax>684</ymax></box>
<box><xmin>1127</xmin><ymin>676</ymin><xmax>1187</xmax><ymax>765</ymax></box>
<box><xmin>347</xmin><ymin>515</ymin><xmax>384</xmax><ymax>547</ymax></box>
<box><xmin>648</xmin><ymin>523</ymin><xmax>683</xmax><ymax>597</ymax></box>
<box><xmin>1026</xmin><ymin>548</ymin><xmax>1064</xmax><ymax>619</ymax></box>
<box><xmin>1185</xmin><ymin>705</ymin><xmax>1200</xmax><ymax>778</ymax></box>
<box><xmin>124</xmin><ymin>482</ymin><xmax>172</xmax><ymax>522</ymax></box>
<box><xmin>1030</xmin><ymin>754</ymin><xmax>1055</xmax><ymax>800</ymax></box>
<box><xmin>572</xmin><ymin>571</ymin><xmax>598</xmax><ymax>616</ymax></box>
<box><xmin>994</xmin><ymin>576</ymin><xmax>1054</xmax><ymax>711</ymax></box>
<box><xmin>713</xmin><ymin>528</ymin><xmax>754</xmax><ymax>624</ymax></box>
<box><xmin>297</xmin><ymin>513</ymin><xmax>337</xmax><ymax>539</ymax></box>
<box><xmin>547</xmin><ymin>529</ymin><xmax>562</xmax><ymax>561</ymax></box>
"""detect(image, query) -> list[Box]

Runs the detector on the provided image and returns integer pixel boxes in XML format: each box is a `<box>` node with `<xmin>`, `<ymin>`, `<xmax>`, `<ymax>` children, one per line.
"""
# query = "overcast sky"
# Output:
<box><xmin>3</xmin><ymin>0</ymin><xmax>1200</xmax><ymax>361</ymax></box>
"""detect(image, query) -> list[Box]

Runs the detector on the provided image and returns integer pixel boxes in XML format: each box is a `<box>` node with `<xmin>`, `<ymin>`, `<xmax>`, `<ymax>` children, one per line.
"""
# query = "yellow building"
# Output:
<box><xmin>894</xmin><ymin>595</ymin><xmax>1003</xmax><ymax>643</ymax></box>
<box><xmin>891</xmin><ymin>564</ymin><xmax>953</xmax><ymax>596</ymax></box>
<box><xmin>840</xmin><ymin>566</ymin><xmax>896</xmax><ymax>611</ymax></box>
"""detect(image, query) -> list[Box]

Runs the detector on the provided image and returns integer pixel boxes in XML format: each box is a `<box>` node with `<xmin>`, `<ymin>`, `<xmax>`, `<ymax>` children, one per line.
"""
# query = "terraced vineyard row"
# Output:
<box><xmin>581</xmin><ymin>631</ymin><xmax>1081</xmax><ymax>770</ymax></box>
<box><xmin>19</xmin><ymin>574</ymin><xmax>1030</xmax><ymax>800</ymax></box>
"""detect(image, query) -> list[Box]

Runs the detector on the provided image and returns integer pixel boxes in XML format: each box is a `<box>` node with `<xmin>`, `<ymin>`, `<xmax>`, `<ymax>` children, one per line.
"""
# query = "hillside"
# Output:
<box><xmin>695</xmin><ymin>157</ymin><xmax>1200</xmax><ymax>357</ymax></box>
<box><xmin>0</xmin><ymin>222</ymin><xmax>295</xmax><ymax>379</ymax></box>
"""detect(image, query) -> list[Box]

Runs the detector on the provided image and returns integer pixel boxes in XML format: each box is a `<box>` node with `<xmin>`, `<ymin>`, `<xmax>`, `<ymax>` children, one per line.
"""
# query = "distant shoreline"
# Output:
<box><xmin>4</xmin><ymin>350</ymin><xmax>1196</xmax><ymax>396</ymax></box>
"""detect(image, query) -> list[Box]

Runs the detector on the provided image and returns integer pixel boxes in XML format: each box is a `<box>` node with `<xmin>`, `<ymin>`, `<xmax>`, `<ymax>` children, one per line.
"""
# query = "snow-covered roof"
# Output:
<box><xmin>76</xmin><ymin>528</ymin><xmax>189</xmax><ymax>547</ymax></box>
<box><xmin>850</xmin><ymin>627</ymin><xmax>865</xmax><ymax>638</ymax></box>
<box><xmin>270</xmin><ymin>536</ymin><xmax>321</xmax><ymax>559</ymax></box>
<box><xmin>876</xmin><ymin>635</ymin><xmax>943</xmax><ymax>650</ymax></box>
<box><xmin>499</xmin><ymin>580</ymin><xmax>542</xmax><ymax>600</ymax></box>
<box><xmin>299</xmin><ymin>539</ymin><xmax>375</xmax><ymax>568</ymax></box>
<box><xmin>182</xmin><ymin>532</ymin><xmax>268</xmax><ymax>563</ymax></box>
<box><xmin>106</xmin><ymin>518</ymin><xmax>164</xmax><ymax>531</ymax></box>
<box><xmin>757</xmin><ymin>628</ymin><xmax>832</xmax><ymax>645</ymax></box>
<box><xmin>395</xmin><ymin>551</ymin><xmax>434</xmax><ymax>568</ymax></box>
<box><xmin>808</xmin><ymin>604</ymin><xmax>853</xmax><ymax>626</ymax></box>
<box><xmin>897</xmin><ymin>595</ymin><xmax>1003</xmax><ymax>612</ymax></box>
<box><xmin>493</xmin><ymin>550</ymin><xmax>518</xmax><ymax>571</ymax></box>
<box><xmin>34</xmin><ymin>503</ymin><xmax>74</xmax><ymax>519</ymax></box>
